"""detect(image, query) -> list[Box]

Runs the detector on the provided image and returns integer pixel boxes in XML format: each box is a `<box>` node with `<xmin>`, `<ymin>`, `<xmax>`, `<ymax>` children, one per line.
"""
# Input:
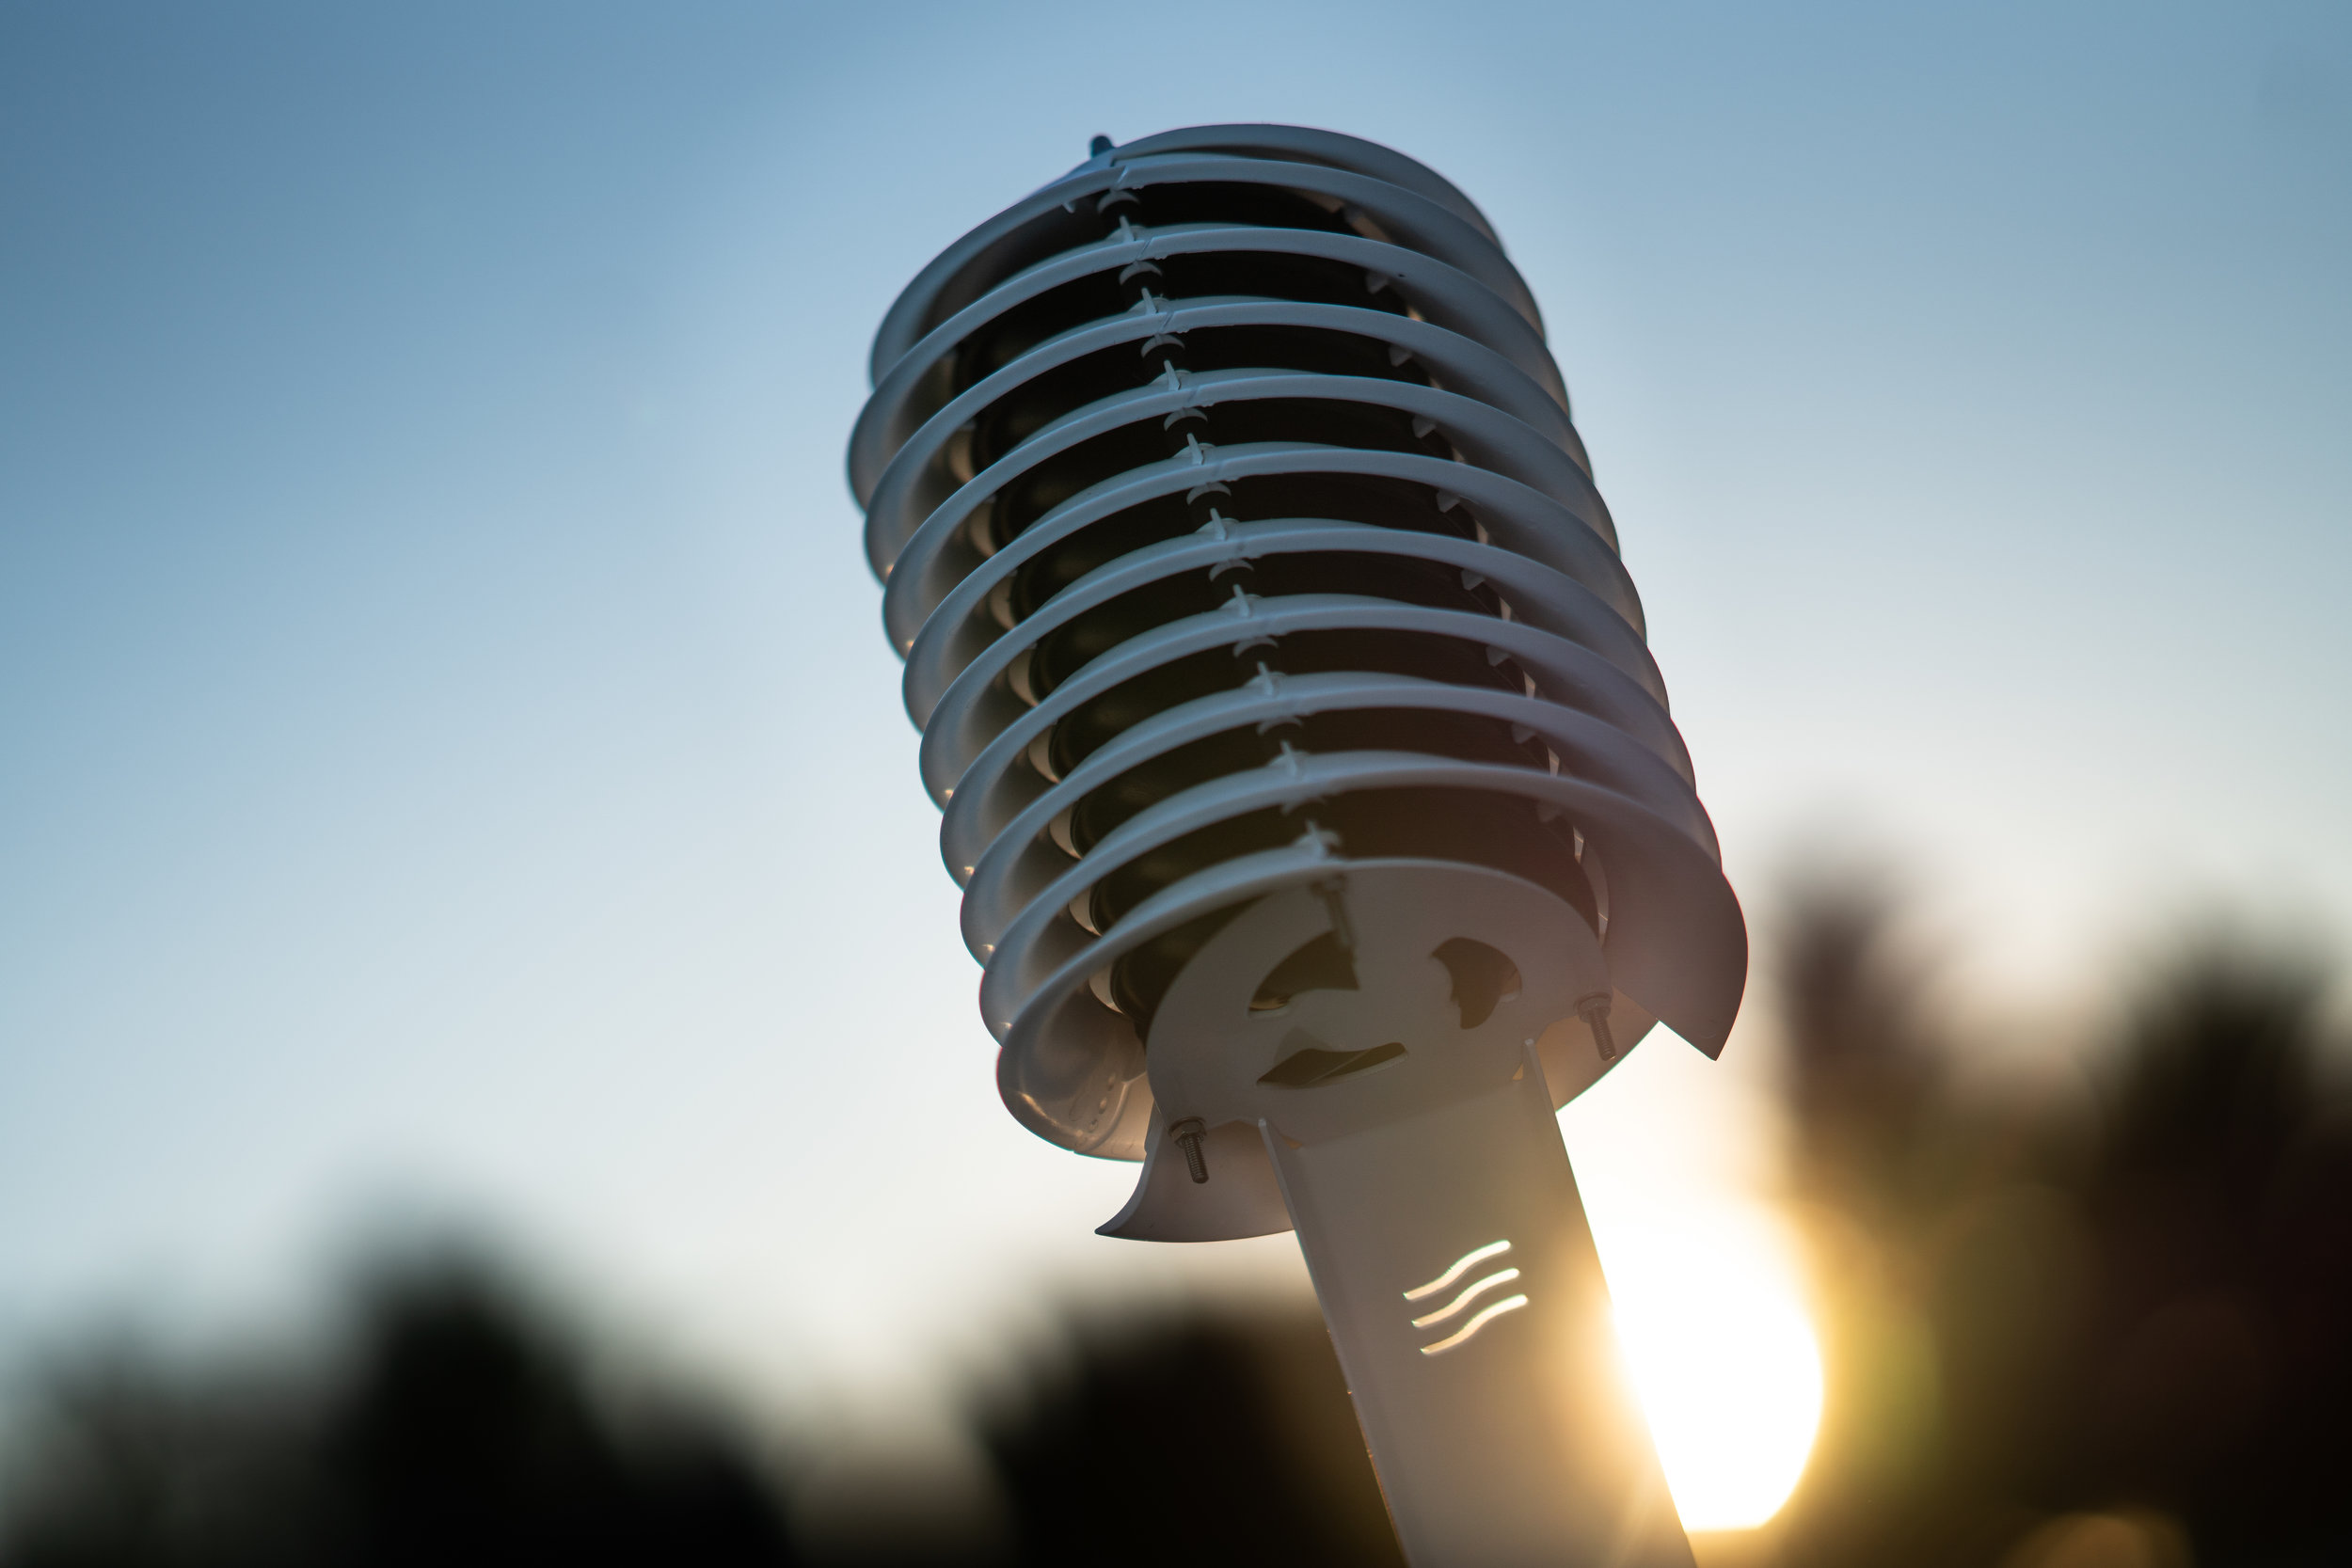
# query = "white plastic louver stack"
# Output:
<box><xmin>850</xmin><ymin>126</ymin><xmax>1744</xmax><ymax>1567</ymax></box>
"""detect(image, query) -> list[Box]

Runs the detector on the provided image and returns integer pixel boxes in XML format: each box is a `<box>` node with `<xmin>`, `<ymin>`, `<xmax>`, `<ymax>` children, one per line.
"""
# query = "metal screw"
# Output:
<box><xmin>1169</xmin><ymin>1117</ymin><xmax>1209</xmax><ymax>1183</ymax></box>
<box><xmin>1578</xmin><ymin>993</ymin><xmax>1618</xmax><ymax>1061</ymax></box>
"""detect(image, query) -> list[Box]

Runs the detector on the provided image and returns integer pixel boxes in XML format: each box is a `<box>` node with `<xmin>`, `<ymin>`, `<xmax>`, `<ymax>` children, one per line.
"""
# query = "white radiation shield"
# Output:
<box><xmin>848</xmin><ymin>124</ymin><xmax>1746</xmax><ymax>1566</ymax></box>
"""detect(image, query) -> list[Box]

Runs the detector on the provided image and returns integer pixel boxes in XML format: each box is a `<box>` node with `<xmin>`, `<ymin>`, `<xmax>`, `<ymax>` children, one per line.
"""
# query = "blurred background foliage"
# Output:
<box><xmin>4</xmin><ymin>880</ymin><xmax>2346</xmax><ymax>1568</ymax></box>
<box><xmin>1765</xmin><ymin>884</ymin><xmax>2352</xmax><ymax>1568</ymax></box>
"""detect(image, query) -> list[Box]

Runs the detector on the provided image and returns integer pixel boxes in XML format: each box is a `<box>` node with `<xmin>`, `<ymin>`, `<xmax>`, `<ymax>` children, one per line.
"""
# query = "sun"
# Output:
<box><xmin>1603</xmin><ymin>1208</ymin><xmax>1824</xmax><ymax>1532</ymax></box>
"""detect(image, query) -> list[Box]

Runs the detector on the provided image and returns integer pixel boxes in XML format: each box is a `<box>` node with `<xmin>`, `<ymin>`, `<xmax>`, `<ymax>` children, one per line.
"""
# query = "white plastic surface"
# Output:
<box><xmin>1113</xmin><ymin>863</ymin><xmax>1691</xmax><ymax>1565</ymax></box>
<box><xmin>850</xmin><ymin>123</ymin><xmax>1744</xmax><ymax>1566</ymax></box>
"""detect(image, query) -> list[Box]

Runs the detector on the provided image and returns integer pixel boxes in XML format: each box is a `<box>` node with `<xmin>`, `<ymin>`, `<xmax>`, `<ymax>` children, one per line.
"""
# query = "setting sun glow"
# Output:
<box><xmin>1607</xmin><ymin>1212</ymin><xmax>1824</xmax><ymax>1532</ymax></box>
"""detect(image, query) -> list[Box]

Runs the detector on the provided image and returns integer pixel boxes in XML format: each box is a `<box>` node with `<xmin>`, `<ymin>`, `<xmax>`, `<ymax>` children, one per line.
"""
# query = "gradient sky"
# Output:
<box><xmin>3</xmin><ymin>0</ymin><xmax>2346</xmax><ymax>1456</ymax></box>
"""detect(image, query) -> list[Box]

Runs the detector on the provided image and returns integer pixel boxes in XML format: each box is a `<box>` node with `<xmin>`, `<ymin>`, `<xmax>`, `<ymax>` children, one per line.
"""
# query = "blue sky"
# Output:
<box><xmin>3</xmin><ymin>0</ymin><xmax>2346</xmax><ymax>1445</ymax></box>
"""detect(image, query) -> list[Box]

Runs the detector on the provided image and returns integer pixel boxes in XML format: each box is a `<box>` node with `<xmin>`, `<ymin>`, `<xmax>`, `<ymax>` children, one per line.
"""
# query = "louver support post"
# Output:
<box><xmin>848</xmin><ymin>126</ymin><xmax>1745</xmax><ymax>1567</ymax></box>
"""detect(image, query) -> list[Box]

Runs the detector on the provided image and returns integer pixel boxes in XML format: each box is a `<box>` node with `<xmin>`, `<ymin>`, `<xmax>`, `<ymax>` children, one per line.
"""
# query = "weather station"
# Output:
<box><xmin>847</xmin><ymin>125</ymin><xmax>1747</xmax><ymax>1567</ymax></box>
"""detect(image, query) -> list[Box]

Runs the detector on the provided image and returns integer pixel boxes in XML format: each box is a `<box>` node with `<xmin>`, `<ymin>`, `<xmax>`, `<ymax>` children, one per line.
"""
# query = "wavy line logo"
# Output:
<box><xmin>1404</xmin><ymin>1239</ymin><xmax>1528</xmax><ymax>1356</ymax></box>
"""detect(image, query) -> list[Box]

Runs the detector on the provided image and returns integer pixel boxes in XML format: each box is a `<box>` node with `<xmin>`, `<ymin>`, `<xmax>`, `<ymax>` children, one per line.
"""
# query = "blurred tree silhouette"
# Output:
<box><xmin>975</xmin><ymin>1307</ymin><xmax>1399</xmax><ymax>1568</ymax></box>
<box><xmin>7</xmin><ymin>891</ymin><xmax>2348</xmax><ymax>1568</ymax></box>
<box><xmin>0</xmin><ymin>1262</ymin><xmax>1397</xmax><ymax>1567</ymax></box>
<box><xmin>1768</xmin><ymin>889</ymin><xmax>2352</xmax><ymax>1568</ymax></box>
<box><xmin>0</xmin><ymin>1259</ymin><xmax>804</xmax><ymax>1567</ymax></box>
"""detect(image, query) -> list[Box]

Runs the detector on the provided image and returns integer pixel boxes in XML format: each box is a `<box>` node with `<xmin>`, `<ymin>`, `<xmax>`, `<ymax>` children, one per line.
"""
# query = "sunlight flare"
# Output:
<box><xmin>1607</xmin><ymin>1209</ymin><xmax>1823</xmax><ymax>1531</ymax></box>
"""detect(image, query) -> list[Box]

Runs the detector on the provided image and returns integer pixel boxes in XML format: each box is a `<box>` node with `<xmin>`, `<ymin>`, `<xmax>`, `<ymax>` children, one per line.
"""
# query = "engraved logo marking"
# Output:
<box><xmin>1404</xmin><ymin>1240</ymin><xmax>1529</xmax><ymax>1355</ymax></box>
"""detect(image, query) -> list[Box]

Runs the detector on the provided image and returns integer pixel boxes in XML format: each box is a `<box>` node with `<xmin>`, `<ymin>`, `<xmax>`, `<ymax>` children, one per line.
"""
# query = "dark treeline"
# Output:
<box><xmin>1765</xmin><ymin>886</ymin><xmax>2352</xmax><ymax>1568</ymax></box>
<box><xmin>0</xmin><ymin>1262</ymin><xmax>802</xmax><ymax>1568</ymax></box>
<box><xmin>4</xmin><ymin>890</ymin><xmax>2347</xmax><ymax>1567</ymax></box>
<box><xmin>0</xmin><ymin>1261</ymin><xmax>1397</xmax><ymax>1568</ymax></box>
